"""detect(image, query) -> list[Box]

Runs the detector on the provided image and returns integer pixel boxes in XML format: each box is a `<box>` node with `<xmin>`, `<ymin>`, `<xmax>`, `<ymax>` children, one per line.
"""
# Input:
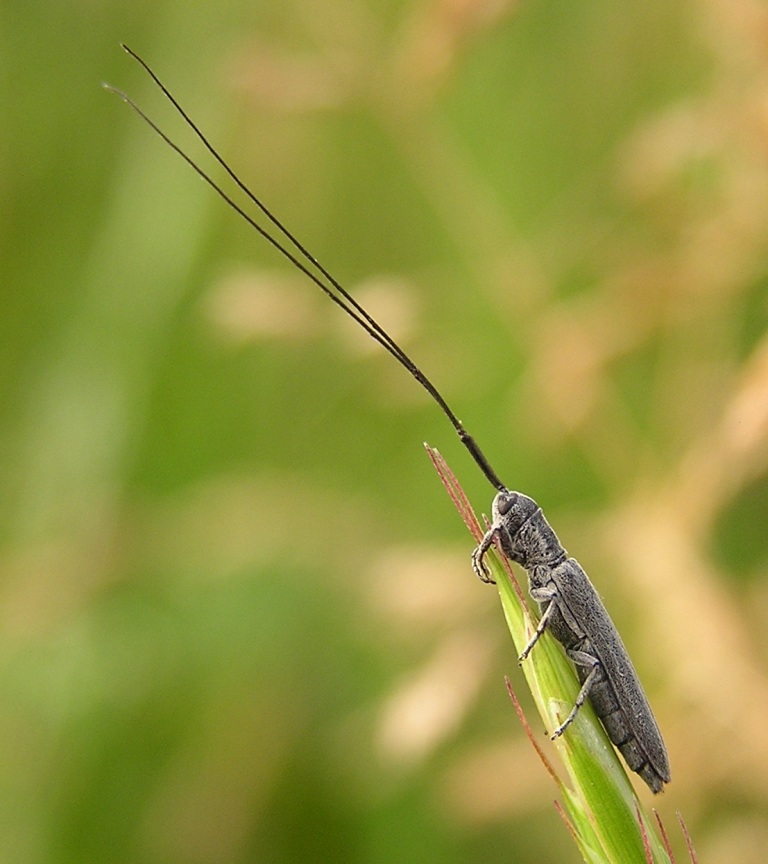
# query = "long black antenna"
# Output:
<box><xmin>105</xmin><ymin>44</ymin><xmax>506</xmax><ymax>492</ymax></box>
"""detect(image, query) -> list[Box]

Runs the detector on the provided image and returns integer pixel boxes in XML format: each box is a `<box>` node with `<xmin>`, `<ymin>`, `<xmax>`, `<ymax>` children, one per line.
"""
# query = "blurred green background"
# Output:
<box><xmin>3</xmin><ymin>0</ymin><xmax>768</xmax><ymax>861</ymax></box>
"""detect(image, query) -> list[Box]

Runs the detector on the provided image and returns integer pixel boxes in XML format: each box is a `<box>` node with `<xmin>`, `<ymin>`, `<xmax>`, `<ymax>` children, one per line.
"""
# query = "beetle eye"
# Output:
<box><xmin>496</xmin><ymin>493</ymin><xmax>515</xmax><ymax>516</ymax></box>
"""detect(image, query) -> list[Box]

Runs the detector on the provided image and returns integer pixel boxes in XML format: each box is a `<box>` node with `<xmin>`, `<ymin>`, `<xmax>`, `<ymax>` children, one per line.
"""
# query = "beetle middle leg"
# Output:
<box><xmin>518</xmin><ymin>587</ymin><xmax>558</xmax><ymax>662</ymax></box>
<box><xmin>550</xmin><ymin>649</ymin><xmax>600</xmax><ymax>738</ymax></box>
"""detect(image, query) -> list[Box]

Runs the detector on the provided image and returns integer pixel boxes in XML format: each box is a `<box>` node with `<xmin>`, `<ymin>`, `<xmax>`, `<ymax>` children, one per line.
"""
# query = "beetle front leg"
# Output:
<box><xmin>471</xmin><ymin>526</ymin><xmax>498</xmax><ymax>584</ymax></box>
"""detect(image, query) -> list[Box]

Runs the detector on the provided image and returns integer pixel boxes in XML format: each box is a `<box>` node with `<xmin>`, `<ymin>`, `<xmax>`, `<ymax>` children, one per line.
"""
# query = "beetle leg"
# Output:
<box><xmin>518</xmin><ymin>585</ymin><xmax>558</xmax><ymax>662</ymax></box>
<box><xmin>471</xmin><ymin>526</ymin><xmax>498</xmax><ymax>584</ymax></box>
<box><xmin>550</xmin><ymin>650</ymin><xmax>599</xmax><ymax>738</ymax></box>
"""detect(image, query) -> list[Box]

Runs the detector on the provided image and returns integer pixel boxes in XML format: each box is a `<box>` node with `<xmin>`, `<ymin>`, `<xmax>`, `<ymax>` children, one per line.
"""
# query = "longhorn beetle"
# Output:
<box><xmin>106</xmin><ymin>44</ymin><xmax>671</xmax><ymax>794</ymax></box>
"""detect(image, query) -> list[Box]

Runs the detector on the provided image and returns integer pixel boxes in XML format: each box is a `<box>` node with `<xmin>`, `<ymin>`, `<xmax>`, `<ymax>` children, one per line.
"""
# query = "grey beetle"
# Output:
<box><xmin>473</xmin><ymin>490</ymin><xmax>670</xmax><ymax>793</ymax></box>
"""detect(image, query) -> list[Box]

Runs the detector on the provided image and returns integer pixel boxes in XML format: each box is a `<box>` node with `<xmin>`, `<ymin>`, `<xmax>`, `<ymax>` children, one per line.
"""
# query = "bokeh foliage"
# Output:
<box><xmin>2</xmin><ymin>1</ymin><xmax>768</xmax><ymax>862</ymax></box>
